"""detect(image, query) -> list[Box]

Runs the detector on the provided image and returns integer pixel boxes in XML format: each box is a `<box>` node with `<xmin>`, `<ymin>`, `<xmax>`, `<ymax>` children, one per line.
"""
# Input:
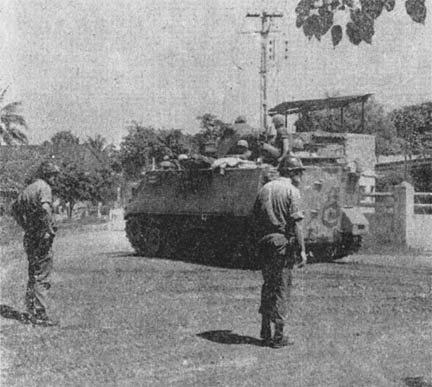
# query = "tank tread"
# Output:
<box><xmin>126</xmin><ymin>215</ymin><xmax>162</xmax><ymax>257</ymax></box>
<box><xmin>126</xmin><ymin>214</ymin><xmax>259</xmax><ymax>268</ymax></box>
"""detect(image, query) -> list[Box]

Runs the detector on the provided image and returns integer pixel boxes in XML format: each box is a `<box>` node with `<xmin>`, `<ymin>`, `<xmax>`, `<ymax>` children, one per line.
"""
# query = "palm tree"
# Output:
<box><xmin>0</xmin><ymin>87</ymin><xmax>28</xmax><ymax>145</ymax></box>
<box><xmin>86</xmin><ymin>134</ymin><xmax>107</xmax><ymax>153</ymax></box>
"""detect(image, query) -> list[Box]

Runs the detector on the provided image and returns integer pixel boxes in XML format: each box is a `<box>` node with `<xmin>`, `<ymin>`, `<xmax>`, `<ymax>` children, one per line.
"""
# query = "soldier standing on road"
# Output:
<box><xmin>253</xmin><ymin>155</ymin><xmax>307</xmax><ymax>348</ymax></box>
<box><xmin>11</xmin><ymin>161</ymin><xmax>60</xmax><ymax>327</ymax></box>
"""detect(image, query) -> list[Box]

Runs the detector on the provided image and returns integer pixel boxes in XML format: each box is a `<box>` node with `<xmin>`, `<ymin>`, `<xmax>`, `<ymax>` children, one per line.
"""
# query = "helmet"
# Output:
<box><xmin>272</xmin><ymin>114</ymin><xmax>285</xmax><ymax>128</ymax></box>
<box><xmin>234</xmin><ymin>115</ymin><xmax>247</xmax><ymax>124</ymax></box>
<box><xmin>236</xmin><ymin>139</ymin><xmax>249</xmax><ymax>148</ymax></box>
<box><xmin>278</xmin><ymin>155</ymin><xmax>305</xmax><ymax>172</ymax></box>
<box><xmin>160</xmin><ymin>160</ymin><xmax>173</xmax><ymax>169</ymax></box>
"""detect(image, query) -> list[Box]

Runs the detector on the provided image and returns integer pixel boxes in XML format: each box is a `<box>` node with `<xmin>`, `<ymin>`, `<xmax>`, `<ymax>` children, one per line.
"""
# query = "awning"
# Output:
<box><xmin>269</xmin><ymin>94</ymin><xmax>373</xmax><ymax>116</ymax></box>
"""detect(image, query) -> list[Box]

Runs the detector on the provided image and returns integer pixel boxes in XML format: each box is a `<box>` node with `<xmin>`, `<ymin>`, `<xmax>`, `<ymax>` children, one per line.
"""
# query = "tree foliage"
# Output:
<box><xmin>51</xmin><ymin>131</ymin><xmax>80</xmax><ymax>147</ymax></box>
<box><xmin>85</xmin><ymin>134</ymin><xmax>107</xmax><ymax>154</ymax></box>
<box><xmin>295</xmin><ymin>0</ymin><xmax>427</xmax><ymax>47</ymax></box>
<box><xmin>53</xmin><ymin>162</ymin><xmax>93</xmax><ymax>216</ymax></box>
<box><xmin>45</xmin><ymin>132</ymin><xmax>120</xmax><ymax>212</ymax></box>
<box><xmin>194</xmin><ymin>113</ymin><xmax>232</xmax><ymax>152</ymax></box>
<box><xmin>160</xmin><ymin>129</ymin><xmax>194</xmax><ymax>157</ymax></box>
<box><xmin>0</xmin><ymin>87</ymin><xmax>28</xmax><ymax>145</ymax></box>
<box><xmin>119</xmin><ymin>122</ymin><xmax>193</xmax><ymax>179</ymax></box>
<box><xmin>49</xmin><ymin>162</ymin><xmax>117</xmax><ymax>217</ymax></box>
<box><xmin>118</xmin><ymin>117</ymin><xmax>233</xmax><ymax>179</ymax></box>
<box><xmin>376</xmin><ymin>169</ymin><xmax>404</xmax><ymax>191</ymax></box>
<box><xmin>410</xmin><ymin>164</ymin><xmax>432</xmax><ymax>191</ymax></box>
<box><xmin>295</xmin><ymin>97</ymin><xmax>404</xmax><ymax>155</ymax></box>
<box><xmin>84</xmin><ymin>135</ymin><xmax>123</xmax><ymax>173</ymax></box>
<box><xmin>390</xmin><ymin>101</ymin><xmax>432</xmax><ymax>156</ymax></box>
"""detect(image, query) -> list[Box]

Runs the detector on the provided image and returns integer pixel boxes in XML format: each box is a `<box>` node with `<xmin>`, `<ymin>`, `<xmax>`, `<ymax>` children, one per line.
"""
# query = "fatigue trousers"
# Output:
<box><xmin>23</xmin><ymin>232</ymin><xmax>54</xmax><ymax>317</ymax></box>
<box><xmin>258</xmin><ymin>233</ymin><xmax>294</xmax><ymax>324</ymax></box>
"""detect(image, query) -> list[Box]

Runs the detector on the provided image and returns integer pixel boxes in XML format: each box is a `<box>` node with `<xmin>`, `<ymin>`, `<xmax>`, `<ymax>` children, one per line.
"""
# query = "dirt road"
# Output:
<box><xmin>1</xmin><ymin>228</ymin><xmax>431</xmax><ymax>387</ymax></box>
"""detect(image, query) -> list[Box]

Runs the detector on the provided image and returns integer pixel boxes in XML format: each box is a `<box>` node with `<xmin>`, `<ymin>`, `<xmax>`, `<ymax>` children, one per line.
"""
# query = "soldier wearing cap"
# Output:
<box><xmin>11</xmin><ymin>161</ymin><xmax>60</xmax><ymax>326</ymax></box>
<box><xmin>253</xmin><ymin>155</ymin><xmax>307</xmax><ymax>348</ymax></box>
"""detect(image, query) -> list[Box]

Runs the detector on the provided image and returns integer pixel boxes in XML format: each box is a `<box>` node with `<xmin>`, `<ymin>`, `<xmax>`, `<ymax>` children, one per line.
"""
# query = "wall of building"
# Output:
<box><xmin>411</xmin><ymin>215</ymin><xmax>432</xmax><ymax>250</ymax></box>
<box><xmin>361</xmin><ymin>182</ymin><xmax>432</xmax><ymax>252</ymax></box>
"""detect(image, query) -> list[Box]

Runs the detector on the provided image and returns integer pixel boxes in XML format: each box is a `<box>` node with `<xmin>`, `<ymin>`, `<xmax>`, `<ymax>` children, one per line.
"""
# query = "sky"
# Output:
<box><xmin>0</xmin><ymin>0</ymin><xmax>431</xmax><ymax>145</ymax></box>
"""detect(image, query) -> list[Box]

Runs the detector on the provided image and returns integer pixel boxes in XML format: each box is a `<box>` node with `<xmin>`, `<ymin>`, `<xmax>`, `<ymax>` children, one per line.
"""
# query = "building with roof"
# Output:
<box><xmin>0</xmin><ymin>143</ymin><xmax>110</xmax><ymax>212</ymax></box>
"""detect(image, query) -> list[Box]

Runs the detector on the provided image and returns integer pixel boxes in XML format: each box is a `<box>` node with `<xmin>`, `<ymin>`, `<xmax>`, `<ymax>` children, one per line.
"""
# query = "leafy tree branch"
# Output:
<box><xmin>295</xmin><ymin>0</ymin><xmax>427</xmax><ymax>47</ymax></box>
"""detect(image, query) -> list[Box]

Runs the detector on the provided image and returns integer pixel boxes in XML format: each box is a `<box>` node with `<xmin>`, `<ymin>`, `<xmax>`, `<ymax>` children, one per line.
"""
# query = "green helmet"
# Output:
<box><xmin>278</xmin><ymin>155</ymin><xmax>305</xmax><ymax>172</ymax></box>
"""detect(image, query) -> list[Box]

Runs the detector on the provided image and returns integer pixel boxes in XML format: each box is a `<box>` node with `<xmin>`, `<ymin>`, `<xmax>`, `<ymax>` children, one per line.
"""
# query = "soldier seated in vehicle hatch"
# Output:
<box><xmin>226</xmin><ymin>139</ymin><xmax>253</xmax><ymax>160</ymax></box>
<box><xmin>216</xmin><ymin>116</ymin><xmax>260</xmax><ymax>159</ymax></box>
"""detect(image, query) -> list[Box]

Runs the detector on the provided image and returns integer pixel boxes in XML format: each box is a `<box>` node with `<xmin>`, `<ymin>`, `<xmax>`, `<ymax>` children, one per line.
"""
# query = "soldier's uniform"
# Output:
<box><xmin>12</xmin><ymin>178</ymin><xmax>58</xmax><ymax>325</ymax></box>
<box><xmin>253</xmin><ymin>176</ymin><xmax>303</xmax><ymax>346</ymax></box>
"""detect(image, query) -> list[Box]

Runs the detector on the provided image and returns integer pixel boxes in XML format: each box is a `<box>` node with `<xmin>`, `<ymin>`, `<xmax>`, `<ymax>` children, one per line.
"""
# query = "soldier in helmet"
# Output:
<box><xmin>260</xmin><ymin>114</ymin><xmax>291</xmax><ymax>165</ymax></box>
<box><xmin>160</xmin><ymin>155</ymin><xmax>177</xmax><ymax>170</ymax></box>
<box><xmin>253</xmin><ymin>155</ymin><xmax>307</xmax><ymax>348</ymax></box>
<box><xmin>229</xmin><ymin>139</ymin><xmax>252</xmax><ymax>160</ymax></box>
<box><xmin>11</xmin><ymin>161</ymin><xmax>60</xmax><ymax>326</ymax></box>
<box><xmin>272</xmin><ymin>114</ymin><xmax>290</xmax><ymax>163</ymax></box>
<box><xmin>217</xmin><ymin>115</ymin><xmax>259</xmax><ymax>159</ymax></box>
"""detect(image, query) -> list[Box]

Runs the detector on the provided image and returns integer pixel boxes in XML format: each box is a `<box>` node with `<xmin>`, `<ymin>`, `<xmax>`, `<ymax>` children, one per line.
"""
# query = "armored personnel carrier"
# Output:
<box><xmin>125</xmin><ymin>96</ymin><xmax>374</xmax><ymax>267</ymax></box>
<box><xmin>125</xmin><ymin>154</ymin><xmax>368</xmax><ymax>267</ymax></box>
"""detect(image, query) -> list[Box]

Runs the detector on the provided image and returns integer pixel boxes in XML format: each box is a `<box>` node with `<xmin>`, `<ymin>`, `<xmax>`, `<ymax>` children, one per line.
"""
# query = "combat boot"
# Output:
<box><xmin>272</xmin><ymin>321</ymin><xmax>293</xmax><ymax>348</ymax></box>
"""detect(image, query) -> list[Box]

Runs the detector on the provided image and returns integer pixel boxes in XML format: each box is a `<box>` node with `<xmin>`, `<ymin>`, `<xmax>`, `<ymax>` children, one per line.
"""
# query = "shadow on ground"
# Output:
<box><xmin>125</xmin><ymin>248</ymin><xmax>346</xmax><ymax>271</ymax></box>
<box><xmin>197</xmin><ymin>330</ymin><xmax>264</xmax><ymax>347</ymax></box>
<box><xmin>0</xmin><ymin>305</ymin><xmax>31</xmax><ymax>325</ymax></box>
<box><xmin>403</xmin><ymin>377</ymin><xmax>432</xmax><ymax>387</ymax></box>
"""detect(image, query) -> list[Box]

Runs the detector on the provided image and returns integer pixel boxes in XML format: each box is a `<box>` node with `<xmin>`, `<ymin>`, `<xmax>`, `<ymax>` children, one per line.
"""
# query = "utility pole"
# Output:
<box><xmin>246</xmin><ymin>11</ymin><xmax>283</xmax><ymax>133</ymax></box>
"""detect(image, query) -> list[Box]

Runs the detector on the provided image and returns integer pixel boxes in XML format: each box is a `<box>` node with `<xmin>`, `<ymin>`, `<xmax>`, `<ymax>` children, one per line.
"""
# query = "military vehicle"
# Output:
<box><xmin>125</xmin><ymin>95</ymin><xmax>374</xmax><ymax>267</ymax></box>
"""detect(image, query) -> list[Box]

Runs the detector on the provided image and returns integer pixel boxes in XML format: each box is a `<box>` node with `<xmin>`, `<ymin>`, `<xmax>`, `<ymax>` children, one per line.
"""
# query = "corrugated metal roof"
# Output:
<box><xmin>269</xmin><ymin>94</ymin><xmax>373</xmax><ymax>116</ymax></box>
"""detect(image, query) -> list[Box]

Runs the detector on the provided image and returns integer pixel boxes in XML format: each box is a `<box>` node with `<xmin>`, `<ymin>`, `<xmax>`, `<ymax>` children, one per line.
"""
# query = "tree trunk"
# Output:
<box><xmin>68</xmin><ymin>200</ymin><xmax>75</xmax><ymax>218</ymax></box>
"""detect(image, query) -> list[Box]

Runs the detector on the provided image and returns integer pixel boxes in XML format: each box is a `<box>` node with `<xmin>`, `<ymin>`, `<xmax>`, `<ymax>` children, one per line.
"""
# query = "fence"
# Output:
<box><xmin>55</xmin><ymin>204</ymin><xmax>112</xmax><ymax>221</ymax></box>
<box><xmin>360</xmin><ymin>182</ymin><xmax>432</xmax><ymax>251</ymax></box>
<box><xmin>414</xmin><ymin>192</ymin><xmax>432</xmax><ymax>215</ymax></box>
